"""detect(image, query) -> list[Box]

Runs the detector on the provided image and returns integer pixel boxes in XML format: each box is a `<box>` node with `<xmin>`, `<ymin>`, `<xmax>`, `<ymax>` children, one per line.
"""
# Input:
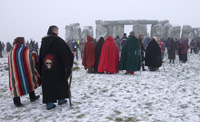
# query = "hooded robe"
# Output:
<box><xmin>145</xmin><ymin>39</ymin><xmax>162</xmax><ymax>67</ymax></box>
<box><xmin>94</xmin><ymin>37</ymin><xmax>105</xmax><ymax>73</ymax></box>
<box><xmin>98</xmin><ymin>36</ymin><xmax>119</xmax><ymax>73</ymax></box>
<box><xmin>82</xmin><ymin>35</ymin><xmax>95</xmax><ymax>70</ymax></box>
<box><xmin>37</xmin><ymin>26</ymin><xmax>74</xmax><ymax>103</ymax></box>
<box><xmin>119</xmin><ymin>35</ymin><xmax>141</xmax><ymax>71</ymax></box>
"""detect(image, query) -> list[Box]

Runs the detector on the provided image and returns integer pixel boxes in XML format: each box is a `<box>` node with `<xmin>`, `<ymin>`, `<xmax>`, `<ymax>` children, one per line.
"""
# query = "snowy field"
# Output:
<box><xmin>0</xmin><ymin>50</ymin><xmax>200</xmax><ymax>122</ymax></box>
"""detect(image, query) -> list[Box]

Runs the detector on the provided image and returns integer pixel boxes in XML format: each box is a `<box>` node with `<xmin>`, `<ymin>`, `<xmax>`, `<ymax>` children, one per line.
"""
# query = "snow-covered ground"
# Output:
<box><xmin>0</xmin><ymin>50</ymin><xmax>200</xmax><ymax>122</ymax></box>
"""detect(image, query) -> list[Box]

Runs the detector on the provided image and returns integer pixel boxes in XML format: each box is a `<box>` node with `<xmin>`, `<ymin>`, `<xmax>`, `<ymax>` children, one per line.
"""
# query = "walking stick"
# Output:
<box><xmin>162</xmin><ymin>63</ymin><xmax>165</xmax><ymax>72</ymax></box>
<box><xmin>68</xmin><ymin>56</ymin><xmax>74</xmax><ymax>108</ymax></box>
<box><xmin>68</xmin><ymin>73</ymin><xmax>72</xmax><ymax>108</ymax></box>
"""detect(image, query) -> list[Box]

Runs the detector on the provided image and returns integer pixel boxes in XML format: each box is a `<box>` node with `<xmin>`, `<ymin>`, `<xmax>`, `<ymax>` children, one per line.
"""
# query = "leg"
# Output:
<box><xmin>80</xmin><ymin>51</ymin><xmax>83</xmax><ymax>59</ymax></box>
<box><xmin>76</xmin><ymin>49</ymin><xmax>78</xmax><ymax>60</ymax></box>
<box><xmin>46</xmin><ymin>102</ymin><xmax>56</xmax><ymax>110</ymax></box>
<box><xmin>142</xmin><ymin>63</ymin><xmax>146</xmax><ymax>71</ymax></box>
<box><xmin>29</xmin><ymin>91</ymin><xmax>40</xmax><ymax>102</ymax></box>
<box><xmin>13</xmin><ymin>97</ymin><xmax>23</xmax><ymax>107</ymax></box>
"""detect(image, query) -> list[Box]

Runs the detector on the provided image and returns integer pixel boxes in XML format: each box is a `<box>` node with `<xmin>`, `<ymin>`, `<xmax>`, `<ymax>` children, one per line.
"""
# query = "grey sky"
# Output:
<box><xmin>0</xmin><ymin>0</ymin><xmax>200</xmax><ymax>45</ymax></box>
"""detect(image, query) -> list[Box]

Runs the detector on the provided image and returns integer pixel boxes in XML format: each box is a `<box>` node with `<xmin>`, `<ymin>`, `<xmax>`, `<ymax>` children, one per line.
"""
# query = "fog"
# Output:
<box><xmin>1</xmin><ymin>0</ymin><xmax>200</xmax><ymax>46</ymax></box>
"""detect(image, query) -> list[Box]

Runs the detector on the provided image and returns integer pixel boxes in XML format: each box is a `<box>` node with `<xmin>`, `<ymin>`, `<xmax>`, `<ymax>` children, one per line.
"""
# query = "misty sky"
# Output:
<box><xmin>1</xmin><ymin>0</ymin><xmax>200</xmax><ymax>45</ymax></box>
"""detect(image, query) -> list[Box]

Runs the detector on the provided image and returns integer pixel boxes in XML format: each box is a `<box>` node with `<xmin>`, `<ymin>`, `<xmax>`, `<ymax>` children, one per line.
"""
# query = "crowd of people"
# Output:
<box><xmin>81</xmin><ymin>32</ymin><xmax>196</xmax><ymax>73</ymax></box>
<box><xmin>5</xmin><ymin>25</ymin><xmax>200</xmax><ymax>111</ymax></box>
<box><xmin>0</xmin><ymin>39</ymin><xmax>38</xmax><ymax>58</ymax></box>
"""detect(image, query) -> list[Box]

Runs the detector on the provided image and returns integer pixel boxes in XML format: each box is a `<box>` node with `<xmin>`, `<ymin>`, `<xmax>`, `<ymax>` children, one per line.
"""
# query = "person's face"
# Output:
<box><xmin>54</xmin><ymin>29</ymin><xmax>59</xmax><ymax>35</ymax></box>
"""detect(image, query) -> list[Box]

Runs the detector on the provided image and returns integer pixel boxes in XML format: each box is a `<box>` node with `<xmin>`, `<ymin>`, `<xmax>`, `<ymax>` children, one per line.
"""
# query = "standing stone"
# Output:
<box><xmin>113</xmin><ymin>25</ymin><xmax>124</xmax><ymax>39</ymax></box>
<box><xmin>133</xmin><ymin>24</ymin><xmax>147</xmax><ymax>38</ymax></box>
<box><xmin>73</xmin><ymin>26</ymin><xmax>81</xmax><ymax>41</ymax></box>
<box><xmin>163</xmin><ymin>23</ymin><xmax>172</xmax><ymax>39</ymax></box>
<box><xmin>151</xmin><ymin>24</ymin><xmax>163</xmax><ymax>38</ymax></box>
<box><xmin>181</xmin><ymin>25</ymin><xmax>192</xmax><ymax>39</ymax></box>
<box><xmin>96</xmin><ymin>25</ymin><xmax>108</xmax><ymax>40</ymax></box>
<box><xmin>82</xmin><ymin>26</ymin><xmax>93</xmax><ymax>41</ymax></box>
<box><xmin>107</xmin><ymin>25</ymin><xmax>114</xmax><ymax>37</ymax></box>
<box><xmin>196</xmin><ymin>28</ymin><xmax>200</xmax><ymax>37</ymax></box>
<box><xmin>65</xmin><ymin>26</ymin><xmax>74</xmax><ymax>42</ymax></box>
<box><xmin>158</xmin><ymin>20</ymin><xmax>169</xmax><ymax>26</ymax></box>
<box><xmin>169</xmin><ymin>26</ymin><xmax>181</xmax><ymax>39</ymax></box>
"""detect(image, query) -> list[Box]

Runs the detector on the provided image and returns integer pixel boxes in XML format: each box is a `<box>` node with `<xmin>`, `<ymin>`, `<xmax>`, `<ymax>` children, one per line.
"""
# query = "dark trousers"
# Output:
<box><xmin>13</xmin><ymin>91</ymin><xmax>36</xmax><ymax>105</ymax></box>
<box><xmin>80</xmin><ymin>51</ymin><xmax>83</xmax><ymax>59</ymax></box>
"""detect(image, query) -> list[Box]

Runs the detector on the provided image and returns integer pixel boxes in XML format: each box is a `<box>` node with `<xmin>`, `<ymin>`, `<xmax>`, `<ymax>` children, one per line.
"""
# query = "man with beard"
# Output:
<box><xmin>37</xmin><ymin>25</ymin><xmax>74</xmax><ymax>110</ymax></box>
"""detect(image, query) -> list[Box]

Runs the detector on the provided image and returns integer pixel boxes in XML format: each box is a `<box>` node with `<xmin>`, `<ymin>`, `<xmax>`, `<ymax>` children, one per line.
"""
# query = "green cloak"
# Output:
<box><xmin>118</xmin><ymin>36</ymin><xmax>142</xmax><ymax>71</ymax></box>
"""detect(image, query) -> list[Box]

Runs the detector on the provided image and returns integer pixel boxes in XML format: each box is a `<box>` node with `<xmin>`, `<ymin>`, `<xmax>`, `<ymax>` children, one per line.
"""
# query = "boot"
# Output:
<box><xmin>58</xmin><ymin>99</ymin><xmax>67</xmax><ymax>105</ymax></box>
<box><xmin>13</xmin><ymin>97</ymin><xmax>23</xmax><ymax>107</ymax></box>
<box><xmin>29</xmin><ymin>91</ymin><xmax>40</xmax><ymax>102</ymax></box>
<box><xmin>46</xmin><ymin>102</ymin><xmax>56</xmax><ymax>110</ymax></box>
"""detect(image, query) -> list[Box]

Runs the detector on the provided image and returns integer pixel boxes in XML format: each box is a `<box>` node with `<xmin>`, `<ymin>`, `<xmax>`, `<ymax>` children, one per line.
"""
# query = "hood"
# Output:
<box><xmin>87</xmin><ymin>35</ymin><xmax>93</xmax><ymax>42</ymax></box>
<box><xmin>41</xmin><ymin>35</ymin><xmax>58</xmax><ymax>55</ymax></box>
<box><xmin>105</xmin><ymin>36</ymin><xmax>114</xmax><ymax>42</ymax></box>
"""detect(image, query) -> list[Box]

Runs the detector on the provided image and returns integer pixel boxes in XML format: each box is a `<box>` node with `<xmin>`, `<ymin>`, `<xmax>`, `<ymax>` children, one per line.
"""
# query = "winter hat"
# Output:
<box><xmin>87</xmin><ymin>35</ymin><xmax>93</xmax><ymax>42</ymax></box>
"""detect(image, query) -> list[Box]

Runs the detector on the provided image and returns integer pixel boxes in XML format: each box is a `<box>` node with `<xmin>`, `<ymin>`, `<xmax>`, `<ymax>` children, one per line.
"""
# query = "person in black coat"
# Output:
<box><xmin>145</xmin><ymin>37</ymin><xmax>162</xmax><ymax>71</ymax></box>
<box><xmin>94</xmin><ymin>37</ymin><xmax>105</xmax><ymax>73</ymax></box>
<box><xmin>37</xmin><ymin>25</ymin><xmax>74</xmax><ymax>110</ymax></box>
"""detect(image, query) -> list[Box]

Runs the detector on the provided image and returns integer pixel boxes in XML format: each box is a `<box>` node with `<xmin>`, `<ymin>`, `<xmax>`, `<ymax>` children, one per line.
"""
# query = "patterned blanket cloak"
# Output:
<box><xmin>8</xmin><ymin>44</ymin><xmax>40</xmax><ymax>98</ymax></box>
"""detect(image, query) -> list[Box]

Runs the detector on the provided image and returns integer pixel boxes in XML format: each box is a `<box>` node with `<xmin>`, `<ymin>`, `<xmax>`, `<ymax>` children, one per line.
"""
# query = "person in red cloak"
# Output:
<box><xmin>98</xmin><ymin>36</ymin><xmax>119</xmax><ymax>74</ymax></box>
<box><xmin>82</xmin><ymin>35</ymin><xmax>95</xmax><ymax>73</ymax></box>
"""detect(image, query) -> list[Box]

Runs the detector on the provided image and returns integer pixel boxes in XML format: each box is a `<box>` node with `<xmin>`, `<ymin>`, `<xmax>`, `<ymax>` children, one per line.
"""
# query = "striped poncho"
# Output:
<box><xmin>8</xmin><ymin>44</ymin><xmax>40</xmax><ymax>97</ymax></box>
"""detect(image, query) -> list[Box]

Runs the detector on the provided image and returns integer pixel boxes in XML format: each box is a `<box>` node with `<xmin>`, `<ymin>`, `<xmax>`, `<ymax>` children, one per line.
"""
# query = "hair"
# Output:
<box><xmin>138</xmin><ymin>35</ymin><xmax>143</xmax><ymax>39</ymax></box>
<box><xmin>13</xmin><ymin>37</ymin><xmax>25</xmax><ymax>45</ymax></box>
<box><xmin>129</xmin><ymin>31</ymin><xmax>135</xmax><ymax>36</ymax></box>
<box><xmin>47</xmin><ymin>25</ymin><xmax>58</xmax><ymax>35</ymax></box>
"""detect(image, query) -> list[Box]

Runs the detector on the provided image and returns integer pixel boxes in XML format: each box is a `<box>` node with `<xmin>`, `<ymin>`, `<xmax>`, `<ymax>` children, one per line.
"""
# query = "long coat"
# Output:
<box><xmin>94</xmin><ymin>38</ymin><xmax>104</xmax><ymax>73</ymax></box>
<box><xmin>8</xmin><ymin>44</ymin><xmax>40</xmax><ymax>98</ymax></box>
<box><xmin>145</xmin><ymin>39</ymin><xmax>162</xmax><ymax>67</ymax></box>
<box><xmin>98</xmin><ymin>36</ymin><xmax>119</xmax><ymax>73</ymax></box>
<box><xmin>79</xmin><ymin>40</ymin><xmax>86</xmax><ymax>52</ymax></box>
<box><xmin>119</xmin><ymin>36</ymin><xmax>141</xmax><ymax>71</ymax></box>
<box><xmin>168</xmin><ymin>41</ymin><xmax>177</xmax><ymax>60</ymax></box>
<box><xmin>38</xmin><ymin>35</ymin><xmax>74</xmax><ymax>103</ymax></box>
<box><xmin>82</xmin><ymin>36</ymin><xmax>95</xmax><ymax>69</ymax></box>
